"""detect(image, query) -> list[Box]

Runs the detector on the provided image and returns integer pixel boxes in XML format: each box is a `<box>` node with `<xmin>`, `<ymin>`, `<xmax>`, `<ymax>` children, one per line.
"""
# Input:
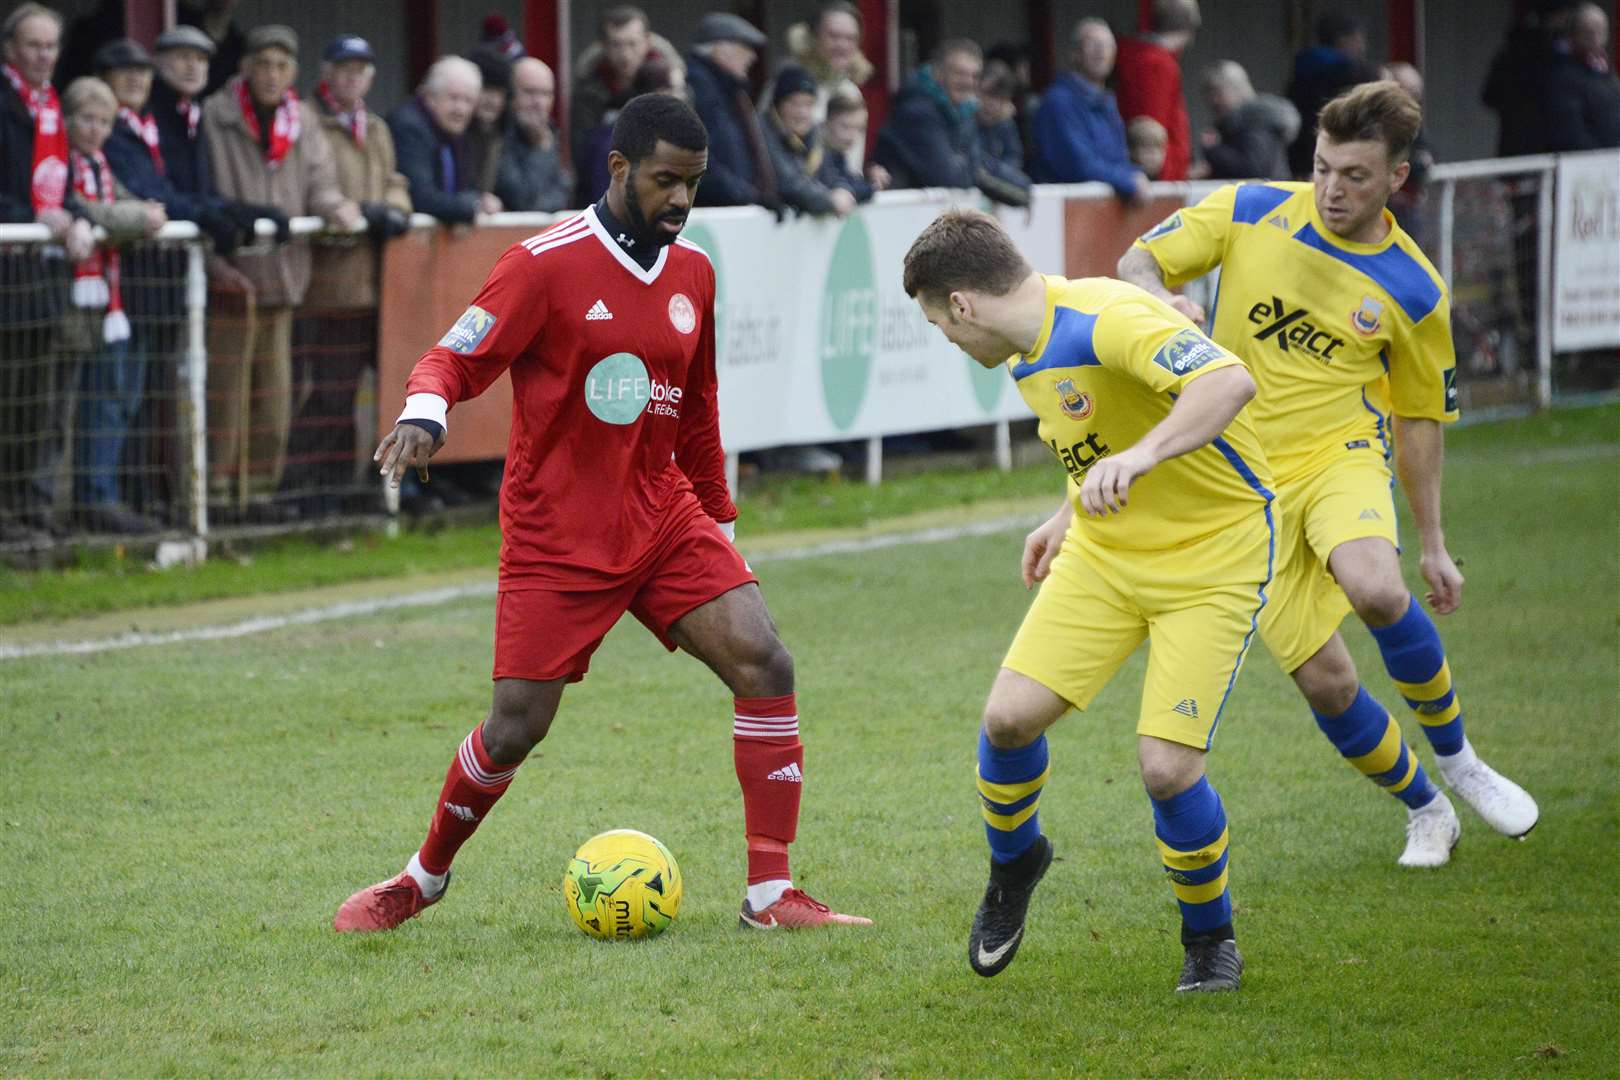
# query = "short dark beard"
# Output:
<box><xmin>624</xmin><ymin>164</ymin><xmax>685</xmax><ymax>248</ymax></box>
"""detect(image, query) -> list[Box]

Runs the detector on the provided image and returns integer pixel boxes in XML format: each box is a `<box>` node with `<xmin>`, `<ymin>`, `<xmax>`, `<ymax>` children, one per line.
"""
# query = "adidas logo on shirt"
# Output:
<box><xmin>1266</xmin><ymin>213</ymin><xmax>1290</xmax><ymax>231</ymax></box>
<box><xmin>585</xmin><ymin>299</ymin><xmax>614</xmax><ymax>321</ymax></box>
<box><xmin>766</xmin><ymin>763</ymin><xmax>804</xmax><ymax>783</ymax></box>
<box><xmin>1359</xmin><ymin>508</ymin><xmax>1382</xmax><ymax>520</ymax></box>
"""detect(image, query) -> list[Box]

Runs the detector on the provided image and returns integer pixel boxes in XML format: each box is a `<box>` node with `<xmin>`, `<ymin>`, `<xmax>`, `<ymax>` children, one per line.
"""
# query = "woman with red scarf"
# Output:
<box><xmin>60</xmin><ymin>76</ymin><xmax>167</xmax><ymax>534</ymax></box>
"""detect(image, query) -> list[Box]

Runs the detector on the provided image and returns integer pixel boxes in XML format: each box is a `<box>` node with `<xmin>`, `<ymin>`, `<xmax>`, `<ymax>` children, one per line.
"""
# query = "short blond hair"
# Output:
<box><xmin>63</xmin><ymin>76</ymin><xmax>117</xmax><ymax>115</ymax></box>
<box><xmin>1127</xmin><ymin>115</ymin><xmax>1168</xmax><ymax>151</ymax></box>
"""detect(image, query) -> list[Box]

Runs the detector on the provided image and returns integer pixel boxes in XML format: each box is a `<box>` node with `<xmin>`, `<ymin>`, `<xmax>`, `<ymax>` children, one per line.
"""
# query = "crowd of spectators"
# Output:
<box><xmin>3</xmin><ymin>0</ymin><xmax>1617</xmax><ymax>539</ymax></box>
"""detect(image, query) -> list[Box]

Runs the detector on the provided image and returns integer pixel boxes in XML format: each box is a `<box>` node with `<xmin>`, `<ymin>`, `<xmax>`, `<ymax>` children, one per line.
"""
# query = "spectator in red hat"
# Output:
<box><xmin>480</xmin><ymin>12</ymin><xmax>525</xmax><ymax>62</ymax></box>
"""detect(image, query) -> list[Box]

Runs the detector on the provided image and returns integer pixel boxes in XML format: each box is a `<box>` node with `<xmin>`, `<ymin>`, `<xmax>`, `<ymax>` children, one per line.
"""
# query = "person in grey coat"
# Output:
<box><xmin>494</xmin><ymin>57</ymin><xmax>571</xmax><ymax>212</ymax></box>
<box><xmin>1192</xmin><ymin>60</ymin><xmax>1299</xmax><ymax>180</ymax></box>
<box><xmin>761</xmin><ymin>65</ymin><xmax>854</xmax><ymax>217</ymax></box>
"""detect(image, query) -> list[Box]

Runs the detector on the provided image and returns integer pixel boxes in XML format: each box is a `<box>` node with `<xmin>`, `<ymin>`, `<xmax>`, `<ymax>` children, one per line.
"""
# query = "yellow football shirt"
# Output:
<box><xmin>1010</xmin><ymin>275</ymin><xmax>1275</xmax><ymax>551</ymax></box>
<box><xmin>1133</xmin><ymin>182</ymin><xmax>1458</xmax><ymax>485</ymax></box>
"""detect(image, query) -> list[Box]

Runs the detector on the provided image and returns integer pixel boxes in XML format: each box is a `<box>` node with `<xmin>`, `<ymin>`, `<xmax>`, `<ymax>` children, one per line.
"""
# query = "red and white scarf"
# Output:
<box><xmin>316</xmin><ymin>80</ymin><xmax>366</xmax><ymax>148</ymax></box>
<box><xmin>177</xmin><ymin>96</ymin><xmax>200</xmax><ymax>139</ymax></box>
<box><xmin>118</xmin><ymin>105</ymin><xmax>164</xmax><ymax>173</ymax></box>
<box><xmin>235</xmin><ymin>78</ymin><xmax>300</xmax><ymax>168</ymax></box>
<box><xmin>3</xmin><ymin>62</ymin><xmax>69</xmax><ymax>212</ymax></box>
<box><xmin>68</xmin><ymin>148</ymin><xmax>130</xmax><ymax>343</ymax></box>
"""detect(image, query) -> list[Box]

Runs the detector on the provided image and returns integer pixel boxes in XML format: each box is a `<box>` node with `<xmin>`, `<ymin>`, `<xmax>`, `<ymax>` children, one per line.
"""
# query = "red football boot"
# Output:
<box><xmin>739</xmin><ymin>888</ymin><xmax>873</xmax><ymax>929</ymax></box>
<box><xmin>332</xmin><ymin>870</ymin><xmax>449</xmax><ymax>932</ymax></box>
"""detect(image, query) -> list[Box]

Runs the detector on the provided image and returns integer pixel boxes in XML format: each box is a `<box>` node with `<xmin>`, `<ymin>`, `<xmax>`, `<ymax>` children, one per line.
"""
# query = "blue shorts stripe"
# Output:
<box><xmin>1208</xmin><ymin>501</ymin><xmax>1276</xmax><ymax>748</ymax></box>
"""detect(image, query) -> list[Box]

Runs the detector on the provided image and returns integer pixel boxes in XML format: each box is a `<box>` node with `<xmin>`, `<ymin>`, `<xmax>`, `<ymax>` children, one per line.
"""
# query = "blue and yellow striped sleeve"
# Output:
<box><xmin>1132</xmin><ymin>183</ymin><xmax>1239</xmax><ymax>287</ymax></box>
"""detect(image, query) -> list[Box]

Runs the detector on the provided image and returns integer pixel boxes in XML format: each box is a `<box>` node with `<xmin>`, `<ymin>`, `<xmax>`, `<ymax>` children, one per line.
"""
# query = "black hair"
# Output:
<box><xmin>610</xmin><ymin>92</ymin><xmax>708</xmax><ymax>164</ymax></box>
<box><xmin>1315</xmin><ymin>10</ymin><xmax>1363</xmax><ymax>46</ymax></box>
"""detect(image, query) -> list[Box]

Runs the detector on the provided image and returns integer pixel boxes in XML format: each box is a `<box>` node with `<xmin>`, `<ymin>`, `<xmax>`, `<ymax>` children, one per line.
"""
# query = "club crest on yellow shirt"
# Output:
<box><xmin>1350</xmin><ymin>295</ymin><xmax>1383</xmax><ymax>337</ymax></box>
<box><xmin>1055</xmin><ymin>378</ymin><xmax>1094</xmax><ymax>421</ymax></box>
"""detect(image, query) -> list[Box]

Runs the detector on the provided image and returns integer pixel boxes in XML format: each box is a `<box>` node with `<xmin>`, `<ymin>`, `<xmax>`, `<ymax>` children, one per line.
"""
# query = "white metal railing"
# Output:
<box><xmin>1430</xmin><ymin>154</ymin><xmax>1559</xmax><ymax>409</ymax></box>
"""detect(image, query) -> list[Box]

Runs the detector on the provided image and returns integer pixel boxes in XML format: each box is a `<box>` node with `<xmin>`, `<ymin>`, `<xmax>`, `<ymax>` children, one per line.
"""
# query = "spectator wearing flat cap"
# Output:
<box><xmin>201</xmin><ymin>25</ymin><xmax>361</xmax><ymax>516</ymax></box>
<box><xmin>762</xmin><ymin>65</ymin><xmax>855</xmax><ymax>218</ymax></box>
<box><xmin>685</xmin><ymin>12</ymin><xmax>778</xmax><ymax>209</ymax></box>
<box><xmin>466</xmin><ymin>46</ymin><xmax>511</xmax><ymax>195</ymax></box>
<box><xmin>178</xmin><ymin>0</ymin><xmax>246</xmax><ymax>97</ymax></box>
<box><xmin>569</xmin><ymin>5</ymin><xmax>684</xmax><ymax>184</ymax></box>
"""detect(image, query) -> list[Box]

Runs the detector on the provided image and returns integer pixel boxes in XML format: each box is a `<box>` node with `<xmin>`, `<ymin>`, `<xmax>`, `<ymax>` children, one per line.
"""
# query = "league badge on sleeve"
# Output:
<box><xmin>439</xmin><ymin>305</ymin><xmax>497</xmax><ymax>354</ymax></box>
<box><xmin>1139</xmin><ymin>212</ymin><xmax>1183</xmax><ymax>243</ymax></box>
<box><xmin>1350</xmin><ymin>295</ymin><xmax>1383</xmax><ymax>337</ymax></box>
<box><xmin>1151</xmin><ymin>329</ymin><xmax>1226</xmax><ymax>376</ymax></box>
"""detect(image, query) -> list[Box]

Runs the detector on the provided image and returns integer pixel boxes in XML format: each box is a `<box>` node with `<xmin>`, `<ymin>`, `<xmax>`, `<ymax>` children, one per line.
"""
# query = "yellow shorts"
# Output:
<box><xmin>1001</xmin><ymin>506</ymin><xmax>1275</xmax><ymax>750</ymax></box>
<box><xmin>1258</xmin><ymin>449</ymin><xmax>1398</xmax><ymax>672</ymax></box>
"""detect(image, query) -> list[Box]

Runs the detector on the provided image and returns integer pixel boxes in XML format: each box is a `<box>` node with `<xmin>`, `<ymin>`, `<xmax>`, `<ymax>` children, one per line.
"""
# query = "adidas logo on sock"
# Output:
<box><xmin>585</xmin><ymin>299</ymin><xmax>614</xmax><ymax>321</ymax></box>
<box><xmin>444</xmin><ymin>802</ymin><xmax>478</xmax><ymax>822</ymax></box>
<box><xmin>1171</xmin><ymin>698</ymin><xmax>1200</xmax><ymax>719</ymax></box>
<box><xmin>766</xmin><ymin>763</ymin><xmax>804</xmax><ymax>783</ymax></box>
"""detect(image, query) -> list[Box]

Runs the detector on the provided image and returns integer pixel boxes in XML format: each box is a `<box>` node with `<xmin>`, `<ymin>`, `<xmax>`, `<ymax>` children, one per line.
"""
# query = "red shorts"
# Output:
<box><xmin>492</xmin><ymin>505</ymin><xmax>755</xmax><ymax>683</ymax></box>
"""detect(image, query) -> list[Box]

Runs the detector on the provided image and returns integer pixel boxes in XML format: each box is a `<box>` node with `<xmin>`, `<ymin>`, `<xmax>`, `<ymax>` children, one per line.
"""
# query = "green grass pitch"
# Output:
<box><xmin>2</xmin><ymin>406</ymin><xmax>1615</xmax><ymax>1076</ymax></box>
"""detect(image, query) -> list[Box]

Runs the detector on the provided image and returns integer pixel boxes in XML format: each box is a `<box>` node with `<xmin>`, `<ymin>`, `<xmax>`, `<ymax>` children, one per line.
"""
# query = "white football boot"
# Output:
<box><xmin>1399</xmin><ymin>790</ymin><xmax>1461</xmax><ymax>868</ymax></box>
<box><xmin>1437</xmin><ymin>739</ymin><xmax>1540</xmax><ymax>838</ymax></box>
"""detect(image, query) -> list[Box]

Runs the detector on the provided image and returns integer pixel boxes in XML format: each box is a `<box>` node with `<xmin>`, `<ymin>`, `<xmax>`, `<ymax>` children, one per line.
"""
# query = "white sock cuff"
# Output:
<box><xmin>406</xmin><ymin>851</ymin><xmax>448</xmax><ymax>897</ymax></box>
<box><xmin>747</xmin><ymin>878</ymin><xmax>792</xmax><ymax>910</ymax></box>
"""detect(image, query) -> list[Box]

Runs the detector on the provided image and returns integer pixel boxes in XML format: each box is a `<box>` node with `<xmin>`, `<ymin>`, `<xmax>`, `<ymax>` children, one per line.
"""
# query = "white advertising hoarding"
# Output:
<box><xmin>1553</xmin><ymin>150</ymin><xmax>1620</xmax><ymax>352</ymax></box>
<box><xmin>689</xmin><ymin>189</ymin><xmax>1060</xmax><ymax>452</ymax></box>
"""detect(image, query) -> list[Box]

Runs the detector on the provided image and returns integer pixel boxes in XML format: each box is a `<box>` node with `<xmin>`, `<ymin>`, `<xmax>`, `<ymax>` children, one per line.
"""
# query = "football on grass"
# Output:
<box><xmin>563</xmin><ymin>829</ymin><xmax>682</xmax><ymax>940</ymax></box>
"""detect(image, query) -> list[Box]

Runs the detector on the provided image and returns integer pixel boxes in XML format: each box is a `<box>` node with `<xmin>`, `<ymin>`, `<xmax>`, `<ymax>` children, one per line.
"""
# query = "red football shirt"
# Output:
<box><xmin>1114</xmin><ymin>37</ymin><xmax>1190</xmax><ymax>182</ymax></box>
<box><xmin>403</xmin><ymin>206</ymin><xmax>737</xmax><ymax>588</ymax></box>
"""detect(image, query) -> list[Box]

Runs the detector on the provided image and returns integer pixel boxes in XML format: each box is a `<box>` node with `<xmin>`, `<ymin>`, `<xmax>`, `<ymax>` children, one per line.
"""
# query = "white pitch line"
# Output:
<box><xmin>0</xmin><ymin>513</ymin><xmax>1043</xmax><ymax>661</ymax></box>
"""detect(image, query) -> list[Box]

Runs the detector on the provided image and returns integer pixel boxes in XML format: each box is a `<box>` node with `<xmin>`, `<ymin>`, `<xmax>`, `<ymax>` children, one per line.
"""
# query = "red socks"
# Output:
<box><xmin>733</xmin><ymin>694</ymin><xmax>802</xmax><ymax>884</ymax></box>
<box><xmin>417</xmin><ymin>725</ymin><xmax>518</xmax><ymax>875</ymax></box>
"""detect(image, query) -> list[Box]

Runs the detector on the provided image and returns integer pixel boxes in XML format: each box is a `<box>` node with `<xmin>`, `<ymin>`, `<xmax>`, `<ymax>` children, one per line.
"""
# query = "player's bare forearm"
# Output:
<box><xmin>1393</xmin><ymin>415</ymin><xmax>1446</xmax><ymax>550</ymax></box>
<box><xmin>1137</xmin><ymin>365</ymin><xmax>1256</xmax><ymax>466</ymax></box>
<box><xmin>1117</xmin><ymin>247</ymin><xmax>1176</xmax><ymax>303</ymax></box>
<box><xmin>1080</xmin><ymin>366</ymin><xmax>1255</xmax><ymax>516</ymax></box>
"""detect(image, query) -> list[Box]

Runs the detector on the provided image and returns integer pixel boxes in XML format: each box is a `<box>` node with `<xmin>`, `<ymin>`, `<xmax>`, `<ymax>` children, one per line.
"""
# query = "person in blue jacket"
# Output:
<box><xmin>1030</xmin><ymin>18</ymin><xmax>1148</xmax><ymax>201</ymax></box>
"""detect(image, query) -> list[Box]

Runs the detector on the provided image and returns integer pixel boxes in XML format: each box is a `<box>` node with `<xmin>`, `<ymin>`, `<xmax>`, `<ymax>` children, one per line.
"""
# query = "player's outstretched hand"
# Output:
<box><xmin>375</xmin><ymin>423</ymin><xmax>443</xmax><ymax>488</ymax></box>
<box><xmin>1419</xmin><ymin>545</ymin><xmax>1464</xmax><ymax>615</ymax></box>
<box><xmin>1022</xmin><ymin>502</ymin><xmax>1073</xmax><ymax>589</ymax></box>
<box><xmin>1169</xmin><ymin>295</ymin><xmax>1206</xmax><ymax>325</ymax></box>
<box><xmin>1080</xmin><ymin>447</ymin><xmax>1154</xmax><ymax>517</ymax></box>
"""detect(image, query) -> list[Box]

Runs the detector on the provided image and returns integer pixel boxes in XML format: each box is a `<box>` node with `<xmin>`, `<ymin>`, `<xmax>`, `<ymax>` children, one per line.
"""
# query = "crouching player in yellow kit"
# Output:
<box><xmin>1120</xmin><ymin>81</ymin><xmax>1538</xmax><ymax>868</ymax></box>
<box><xmin>904</xmin><ymin>210</ymin><xmax>1275</xmax><ymax>991</ymax></box>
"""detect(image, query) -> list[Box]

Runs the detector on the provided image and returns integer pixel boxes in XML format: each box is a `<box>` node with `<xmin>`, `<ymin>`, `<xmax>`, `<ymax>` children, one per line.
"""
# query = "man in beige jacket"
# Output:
<box><xmin>201</xmin><ymin>24</ymin><xmax>358</xmax><ymax>519</ymax></box>
<box><xmin>308</xmin><ymin>33</ymin><xmax>411</xmax><ymax>503</ymax></box>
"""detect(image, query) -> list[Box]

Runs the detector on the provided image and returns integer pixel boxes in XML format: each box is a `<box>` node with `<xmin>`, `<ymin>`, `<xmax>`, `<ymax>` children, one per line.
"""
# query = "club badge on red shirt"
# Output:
<box><xmin>668</xmin><ymin>292</ymin><xmax>696</xmax><ymax>335</ymax></box>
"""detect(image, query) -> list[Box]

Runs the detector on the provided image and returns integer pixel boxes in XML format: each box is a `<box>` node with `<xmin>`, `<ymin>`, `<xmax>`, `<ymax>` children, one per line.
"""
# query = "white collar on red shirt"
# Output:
<box><xmin>582</xmin><ymin>203</ymin><xmax>670</xmax><ymax>286</ymax></box>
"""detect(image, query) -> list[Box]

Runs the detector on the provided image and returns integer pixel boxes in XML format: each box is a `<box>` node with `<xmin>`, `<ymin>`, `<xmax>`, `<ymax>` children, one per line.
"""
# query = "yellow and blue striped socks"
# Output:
<box><xmin>1151</xmin><ymin>777</ymin><xmax>1233</xmax><ymax>940</ymax></box>
<box><xmin>1313</xmin><ymin>686</ymin><xmax>1439</xmax><ymax>809</ymax></box>
<box><xmin>976</xmin><ymin>731</ymin><xmax>1049</xmax><ymax>864</ymax></box>
<box><xmin>1368</xmin><ymin>597</ymin><xmax>1465</xmax><ymax>756</ymax></box>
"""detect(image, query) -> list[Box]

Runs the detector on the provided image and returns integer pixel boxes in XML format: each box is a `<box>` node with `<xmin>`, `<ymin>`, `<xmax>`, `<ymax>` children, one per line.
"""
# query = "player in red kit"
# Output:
<box><xmin>333</xmin><ymin>95</ymin><xmax>870</xmax><ymax>933</ymax></box>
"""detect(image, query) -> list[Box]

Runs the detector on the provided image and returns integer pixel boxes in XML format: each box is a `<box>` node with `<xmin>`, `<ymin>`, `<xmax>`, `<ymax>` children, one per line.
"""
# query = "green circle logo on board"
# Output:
<box><xmin>966</xmin><ymin>352</ymin><xmax>1007</xmax><ymax>411</ymax></box>
<box><xmin>819</xmin><ymin>215</ymin><xmax>876</xmax><ymax>430</ymax></box>
<box><xmin>682</xmin><ymin>223</ymin><xmax>724</xmax><ymax>362</ymax></box>
<box><xmin>585</xmin><ymin>352</ymin><xmax>650</xmax><ymax>425</ymax></box>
